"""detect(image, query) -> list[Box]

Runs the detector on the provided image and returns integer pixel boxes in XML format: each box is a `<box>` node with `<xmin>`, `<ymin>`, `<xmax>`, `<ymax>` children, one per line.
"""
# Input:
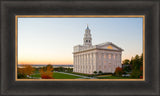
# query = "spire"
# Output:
<box><xmin>83</xmin><ymin>25</ymin><xmax>92</xmax><ymax>47</ymax></box>
<box><xmin>85</xmin><ymin>24</ymin><xmax>90</xmax><ymax>33</ymax></box>
<box><xmin>86</xmin><ymin>24</ymin><xmax>89</xmax><ymax>29</ymax></box>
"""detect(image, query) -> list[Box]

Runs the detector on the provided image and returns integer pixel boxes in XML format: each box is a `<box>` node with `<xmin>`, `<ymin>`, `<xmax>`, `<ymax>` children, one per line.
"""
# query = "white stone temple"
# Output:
<box><xmin>73</xmin><ymin>25</ymin><xmax>123</xmax><ymax>74</ymax></box>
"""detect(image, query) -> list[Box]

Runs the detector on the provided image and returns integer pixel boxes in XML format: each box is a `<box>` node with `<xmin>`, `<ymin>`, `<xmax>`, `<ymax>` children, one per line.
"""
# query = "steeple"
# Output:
<box><xmin>83</xmin><ymin>25</ymin><xmax>92</xmax><ymax>47</ymax></box>
<box><xmin>86</xmin><ymin>24</ymin><xmax>89</xmax><ymax>29</ymax></box>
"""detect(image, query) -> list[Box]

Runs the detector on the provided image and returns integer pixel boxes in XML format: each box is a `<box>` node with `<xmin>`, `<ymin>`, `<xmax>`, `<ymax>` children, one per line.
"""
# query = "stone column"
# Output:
<box><xmin>84</xmin><ymin>54</ymin><xmax>85</xmax><ymax>73</ymax></box>
<box><xmin>111</xmin><ymin>54</ymin><xmax>113</xmax><ymax>73</ymax></box>
<box><xmin>97</xmin><ymin>53</ymin><xmax>99</xmax><ymax>72</ymax></box>
<box><xmin>113</xmin><ymin>53</ymin><xmax>116</xmax><ymax>72</ymax></box>
<box><xmin>82</xmin><ymin>54</ymin><xmax>83</xmax><ymax>73</ymax></box>
<box><xmin>91</xmin><ymin>53</ymin><xmax>93</xmax><ymax>74</ymax></box>
<box><xmin>84</xmin><ymin>54</ymin><xmax>86</xmax><ymax>74</ymax></box>
<box><xmin>104</xmin><ymin>53</ymin><xmax>107</xmax><ymax>73</ymax></box>
<box><xmin>95</xmin><ymin>52</ymin><xmax>99</xmax><ymax>72</ymax></box>
<box><xmin>116</xmin><ymin>54</ymin><xmax>118</xmax><ymax>68</ymax></box>
<box><xmin>87</xmin><ymin>53</ymin><xmax>89</xmax><ymax>74</ymax></box>
<box><xmin>75</xmin><ymin>55</ymin><xmax>77</xmax><ymax>72</ymax></box>
<box><xmin>73</xmin><ymin>55</ymin><xmax>75</xmax><ymax>72</ymax></box>
<box><xmin>117</xmin><ymin>53</ymin><xmax>120</xmax><ymax>67</ymax></box>
<box><xmin>115</xmin><ymin>54</ymin><xmax>117</xmax><ymax>68</ymax></box>
<box><xmin>78</xmin><ymin>55</ymin><xmax>80</xmax><ymax>72</ymax></box>
<box><xmin>120</xmin><ymin>54</ymin><xmax>122</xmax><ymax>68</ymax></box>
<box><xmin>87</xmin><ymin>54</ymin><xmax>89</xmax><ymax>74</ymax></box>
<box><xmin>76</xmin><ymin>55</ymin><xmax>78</xmax><ymax>72</ymax></box>
<box><xmin>76</xmin><ymin>55</ymin><xmax>77</xmax><ymax>72</ymax></box>
<box><xmin>101</xmin><ymin>53</ymin><xmax>104</xmax><ymax>72</ymax></box>
<box><xmin>79</xmin><ymin>54</ymin><xmax>81</xmax><ymax>73</ymax></box>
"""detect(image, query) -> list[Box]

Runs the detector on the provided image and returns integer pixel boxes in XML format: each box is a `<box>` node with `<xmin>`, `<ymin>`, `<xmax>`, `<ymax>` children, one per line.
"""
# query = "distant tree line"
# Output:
<box><xmin>54</xmin><ymin>66</ymin><xmax>73</xmax><ymax>73</ymax></box>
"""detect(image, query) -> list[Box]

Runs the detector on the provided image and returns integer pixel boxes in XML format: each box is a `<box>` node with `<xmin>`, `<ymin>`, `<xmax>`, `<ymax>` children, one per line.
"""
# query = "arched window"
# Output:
<box><xmin>86</xmin><ymin>40</ymin><xmax>88</xmax><ymax>42</ymax></box>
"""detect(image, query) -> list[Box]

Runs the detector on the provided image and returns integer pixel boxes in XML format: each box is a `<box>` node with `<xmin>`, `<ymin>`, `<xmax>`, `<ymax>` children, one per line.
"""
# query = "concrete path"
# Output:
<box><xmin>54</xmin><ymin>71</ymin><xmax>97</xmax><ymax>79</ymax></box>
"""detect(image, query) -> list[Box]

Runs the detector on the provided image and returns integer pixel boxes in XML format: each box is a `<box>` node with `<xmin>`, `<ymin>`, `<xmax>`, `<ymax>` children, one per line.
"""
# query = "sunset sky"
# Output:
<box><xmin>18</xmin><ymin>17</ymin><xmax>143</xmax><ymax>65</ymax></box>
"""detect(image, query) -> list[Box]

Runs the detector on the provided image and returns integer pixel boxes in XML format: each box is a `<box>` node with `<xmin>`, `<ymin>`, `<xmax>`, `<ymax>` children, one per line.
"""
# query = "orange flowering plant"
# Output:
<box><xmin>18</xmin><ymin>65</ymin><xmax>35</xmax><ymax>76</ymax></box>
<box><xmin>39</xmin><ymin>66</ymin><xmax>54</xmax><ymax>79</ymax></box>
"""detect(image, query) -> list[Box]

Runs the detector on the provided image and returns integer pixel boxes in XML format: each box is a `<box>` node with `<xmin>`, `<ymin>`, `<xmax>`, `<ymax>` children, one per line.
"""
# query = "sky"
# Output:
<box><xmin>18</xmin><ymin>17</ymin><xmax>143</xmax><ymax>65</ymax></box>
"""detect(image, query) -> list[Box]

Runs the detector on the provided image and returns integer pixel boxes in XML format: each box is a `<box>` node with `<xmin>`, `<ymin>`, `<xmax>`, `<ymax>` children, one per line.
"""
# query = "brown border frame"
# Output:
<box><xmin>1</xmin><ymin>0</ymin><xmax>159</xmax><ymax>96</ymax></box>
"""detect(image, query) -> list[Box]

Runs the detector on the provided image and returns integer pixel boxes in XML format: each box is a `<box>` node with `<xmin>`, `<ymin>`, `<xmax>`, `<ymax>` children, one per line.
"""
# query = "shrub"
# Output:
<box><xmin>93</xmin><ymin>71</ymin><xmax>97</xmax><ymax>75</ymax></box>
<box><xmin>40</xmin><ymin>66</ymin><xmax>54</xmax><ymax>79</ymax></box>
<box><xmin>41</xmin><ymin>75</ymin><xmax>54</xmax><ymax>79</ymax></box>
<box><xmin>140</xmin><ymin>76</ymin><xmax>143</xmax><ymax>79</ymax></box>
<box><xmin>18</xmin><ymin>65</ymin><xmax>35</xmax><ymax>76</ymax></box>
<box><xmin>130</xmin><ymin>70</ymin><xmax>141</xmax><ymax>78</ymax></box>
<box><xmin>98</xmin><ymin>71</ymin><xmax>103</xmax><ymax>75</ymax></box>
<box><xmin>114</xmin><ymin>67</ymin><xmax>123</xmax><ymax>77</ymax></box>
<box><xmin>17</xmin><ymin>73</ymin><xmax>28</xmax><ymax>79</ymax></box>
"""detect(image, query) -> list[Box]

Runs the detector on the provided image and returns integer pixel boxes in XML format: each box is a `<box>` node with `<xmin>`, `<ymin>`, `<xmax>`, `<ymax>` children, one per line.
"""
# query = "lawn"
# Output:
<box><xmin>31</xmin><ymin>74</ymin><xmax>41</xmax><ymax>78</ymax></box>
<box><xmin>30</xmin><ymin>72</ymin><xmax>138</xmax><ymax>79</ymax></box>
<box><xmin>53</xmin><ymin>72</ymin><xmax>81</xmax><ymax>79</ymax></box>
<box><xmin>96</xmin><ymin>76</ymin><xmax>136</xmax><ymax>79</ymax></box>
<box><xmin>31</xmin><ymin>72</ymin><xmax>81</xmax><ymax>79</ymax></box>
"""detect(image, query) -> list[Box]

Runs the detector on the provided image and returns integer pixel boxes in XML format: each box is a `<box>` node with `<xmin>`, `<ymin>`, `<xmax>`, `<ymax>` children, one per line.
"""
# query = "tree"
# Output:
<box><xmin>130</xmin><ymin>69</ymin><xmax>141</xmax><ymax>78</ymax></box>
<box><xmin>58</xmin><ymin>66</ymin><xmax>65</xmax><ymax>72</ymax></box>
<box><xmin>40</xmin><ymin>66</ymin><xmax>54</xmax><ymax>79</ymax></box>
<box><xmin>46</xmin><ymin>64</ymin><xmax>53</xmax><ymax>69</ymax></box>
<box><xmin>122</xmin><ymin>59</ymin><xmax>131</xmax><ymax>73</ymax></box>
<box><xmin>130</xmin><ymin>54</ymin><xmax>143</xmax><ymax>78</ymax></box>
<box><xmin>66</xmin><ymin>68</ymin><xmax>73</xmax><ymax>73</ymax></box>
<box><xmin>122</xmin><ymin>59</ymin><xmax>130</xmax><ymax>65</ymax></box>
<box><xmin>93</xmin><ymin>71</ymin><xmax>97</xmax><ymax>75</ymax></box>
<box><xmin>133</xmin><ymin>55</ymin><xmax>141</xmax><ymax>70</ymax></box>
<box><xmin>18</xmin><ymin>65</ymin><xmax>35</xmax><ymax>77</ymax></box>
<box><xmin>114</xmin><ymin>67</ymin><xmax>123</xmax><ymax>77</ymax></box>
<box><xmin>123</xmin><ymin>66</ymin><xmax>131</xmax><ymax>73</ymax></box>
<box><xmin>98</xmin><ymin>71</ymin><xmax>103</xmax><ymax>75</ymax></box>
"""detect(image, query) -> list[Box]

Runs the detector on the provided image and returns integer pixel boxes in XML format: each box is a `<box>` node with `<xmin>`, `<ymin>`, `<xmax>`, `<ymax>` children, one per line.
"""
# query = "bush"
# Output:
<box><xmin>18</xmin><ymin>65</ymin><xmax>35</xmax><ymax>76</ymax></box>
<box><xmin>130</xmin><ymin>70</ymin><xmax>141</xmax><ymax>78</ymax></box>
<box><xmin>41</xmin><ymin>75</ymin><xmax>54</xmax><ymax>79</ymax></box>
<box><xmin>114</xmin><ymin>67</ymin><xmax>123</xmax><ymax>77</ymax></box>
<box><xmin>98</xmin><ymin>71</ymin><xmax>103</xmax><ymax>75</ymax></box>
<box><xmin>40</xmin><ymin>66</ymin><xmax>54</xmax><ymax>79</ymax></box>
<box><xmin>17</xmin><ymin>73</ymin><xmax>28</xmax><ymax>79</ymax></box>
<box><xmin>101</xmin><ymin>73</ymin><xmax>113</xmax><ymax>75</ymax></box>
<box><xmin>93</xmin><ymin>71</ymin><xmax>97</xmax><ymax>75</ymax></box>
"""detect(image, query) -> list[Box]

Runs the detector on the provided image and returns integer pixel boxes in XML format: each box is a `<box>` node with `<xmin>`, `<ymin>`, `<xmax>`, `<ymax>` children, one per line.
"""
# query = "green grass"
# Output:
<box><xmin>96</xmin><ymin>76</ymin><xmax>136</xmax><ymax>79</ymax></box>
<box><xmin>71</xmin><ymin>72</ymin><xmax>94</xmax><ymax>77</ymax></box>
<box><xmin>53</xmin><ymin>72</ymin><xmax>81</xmax><ymax>79</ymax></box>
<box><xmin>31</xmin><ymin>72</ymin><xmax>81</xmax><ymax>79</ymax></box>
<box><xmin>31</xmin><ymin>74</ymin><xmax>41</xmax><ymax>78</ymax></box>
<box><xmin>31</xmin><ymin>72</ymin><xmax>138</xmax><ymax>79</ymax></box>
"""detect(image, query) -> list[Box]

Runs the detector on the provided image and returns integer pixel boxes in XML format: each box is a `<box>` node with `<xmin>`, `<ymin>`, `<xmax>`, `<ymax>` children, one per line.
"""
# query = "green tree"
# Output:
<box><xmin>123</xmin><ymin>66</ymin><xmax>131</xmax><ymax>73</ymax></box>
<box><xmin>93</xmin><ymin>71</ymin><xmax>97</xmax><ymax>75</ymax></box>
<box><xmin>98</xmin><ymin>71</ymin><xmax>103</xmax><ymax>75</ymax></box>
<box><xmin>66</xmin><ymin>68</ymin><xmax>73</xmax><ymax>73</ymax></box>
<box><xmin>58</xmin><ymin>66</ymin><xmax>65</xmax><ymax>72</ymax></box>
<box><xmin>122</xmin><ymin>59</ymin><xmax>130</xmax><ymax>65</ymax></box>
<box><xmin>46</xmin><ymin>64</ymin><xmax>53</xmax><ymax>69</ymax></box>
<box><xmin>122</xmin><ymin>59</ymin><xmax>131</xmax><ymax>73</ymax></box>
<box><xmin>130</xmin><ymin>54</ymin><xmax>143</xmax><ymax>78</ymax></box>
